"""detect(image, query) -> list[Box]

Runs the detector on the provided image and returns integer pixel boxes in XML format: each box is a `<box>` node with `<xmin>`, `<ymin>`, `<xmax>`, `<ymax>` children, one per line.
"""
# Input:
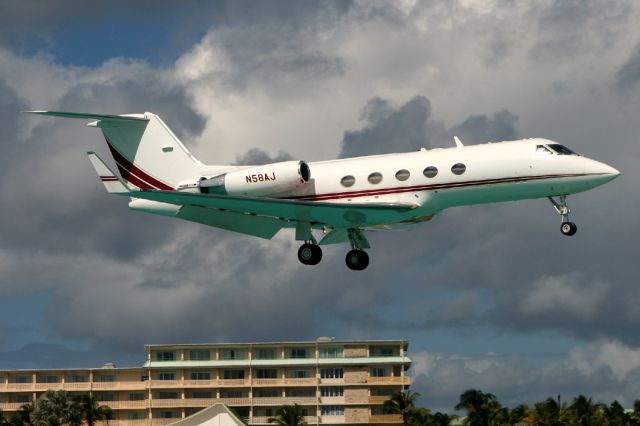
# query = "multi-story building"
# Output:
<box><xmin>0</xmin><ymin>339</ymin><xmax>411</xmax><ymax>425</ymax></box>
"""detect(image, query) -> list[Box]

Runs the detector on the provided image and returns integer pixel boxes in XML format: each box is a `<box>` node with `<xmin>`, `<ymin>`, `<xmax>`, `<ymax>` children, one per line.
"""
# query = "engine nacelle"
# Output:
<box><xmin>199</xmin><ymin>160</ymin><xmax>310</xmax><ymax>196</ymax></box>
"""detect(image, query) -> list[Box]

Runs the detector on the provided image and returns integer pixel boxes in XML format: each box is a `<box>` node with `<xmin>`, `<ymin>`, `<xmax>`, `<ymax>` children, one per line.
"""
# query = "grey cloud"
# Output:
<box><xmin>615</xmin><ymin>43</ymin><xmax>640</xmax><ymax>92</ymax></box>
<box><xmin>235</xmin><ymin>148</ymin><xmax>293</xmax><ymax>165</ymax></box>
<box><xmin>449</xmin><ymin>109</ymin><xmax>518</xmax><ymax>144</ymax></box>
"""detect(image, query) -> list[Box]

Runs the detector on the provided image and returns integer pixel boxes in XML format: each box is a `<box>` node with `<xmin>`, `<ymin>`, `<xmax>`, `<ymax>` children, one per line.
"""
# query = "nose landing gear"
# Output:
<box><xmin>548</xmin><ymin>195</ymin><xmax>577</xmax><ymax>236</ymax></box>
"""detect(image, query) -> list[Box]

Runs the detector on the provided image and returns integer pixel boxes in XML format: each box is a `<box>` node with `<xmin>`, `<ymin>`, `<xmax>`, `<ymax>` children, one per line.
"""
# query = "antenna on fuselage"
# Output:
<box><xmin>453</xmin><ymin>136</ymin><xmax>464</xmax><ymax>148</ymax></box>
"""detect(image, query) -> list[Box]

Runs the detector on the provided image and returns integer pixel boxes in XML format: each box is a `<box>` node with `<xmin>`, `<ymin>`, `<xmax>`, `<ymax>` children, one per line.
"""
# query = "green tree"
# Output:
<box><xmin>454</xmin><ymin>389</ymin><xmax>502</xmax><ymax>426</ymax></box>
<box><xmin>567</xmin><ymin>395</ymin><xmax>604</xmax><ymax>426</ymax></box>
<box><xmin>383</xmin><ymin>390</ymin><xmax>421</xmax><ymax>425</ymax></box>
<box><xmin>0</xmin><ymin>409</ymin><xmax>8</xmax><ymax>426</ymax></box>
<box><xmin>32</xmin><ymin>390</ymin><xmax>82</xmax><ymax>426</ymax></box>
<box><xmin>80</xmin><ymin>395</ymin><xmax>112</xmax><ymax>426</ymax></box>
<box><xmin>530</xmin><ymin>397</ymin><xmax>565</xmax><ymax>426</ymax></box>
<box><xmin>268</xmin><ymin>404</ymin><xmax>308</xmax><ymax>426</ymax></box>
<box><xmin>10</xmin><ymin>403</ymin><xmax>35</xmax><ymax>426</ymax></box>
<box><xmin>431</xmin><ymin>412</ymin><xmax>458</xmax><ymax>426</ymax></box>
<box><xmin>408</xmin><ymin>407</ymin><xmax>432</xmax><ymax>425</ymax></box>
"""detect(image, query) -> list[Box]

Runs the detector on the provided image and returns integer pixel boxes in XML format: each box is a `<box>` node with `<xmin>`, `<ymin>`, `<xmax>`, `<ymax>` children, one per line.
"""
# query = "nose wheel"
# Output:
<box><xmin>549</xmin><ymin>195</ymin><xmax>577</xmax><ymax>236</ymax></box>
<box><xmin>298</xmin><ymin>242</ymin><xmax>322</xmax><ymax>265</ymax></box>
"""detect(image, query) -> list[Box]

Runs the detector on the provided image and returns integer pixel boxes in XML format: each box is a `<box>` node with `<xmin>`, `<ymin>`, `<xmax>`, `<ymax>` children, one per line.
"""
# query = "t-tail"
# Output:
<box><xmin>25</xmin><ymin>111</ymin><xmax>204</xmax><ymax>189</ymax></box>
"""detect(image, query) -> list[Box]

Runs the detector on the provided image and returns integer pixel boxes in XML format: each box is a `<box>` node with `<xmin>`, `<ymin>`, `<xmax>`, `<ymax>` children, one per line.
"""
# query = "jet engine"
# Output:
<box><xmin>199</xmin><ymin>160</ymin><xmax>310</xmax><ymax>196</ymax></box>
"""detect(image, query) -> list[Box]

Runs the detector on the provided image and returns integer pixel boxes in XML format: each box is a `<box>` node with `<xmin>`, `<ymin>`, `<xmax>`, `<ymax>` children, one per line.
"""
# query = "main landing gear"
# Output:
<box><xmin>345</xmin><ymin>228</ymin><xmax>370</xmax><ymax>271</ymax></box>
<box><xmin>548</xmin><ymin>195</ymin><xmax>577</xmax><ymax>236</ymax></box>
<box><xmin>297</xmin><ymin>242</ymin><xmax>322</xmax><ymax>265</ymax></box>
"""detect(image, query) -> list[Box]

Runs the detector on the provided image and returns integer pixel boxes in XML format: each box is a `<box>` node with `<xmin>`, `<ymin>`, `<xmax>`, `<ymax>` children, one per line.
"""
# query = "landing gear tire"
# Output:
<box><xmin>298</xmin><ymin>243</ymin><xmax>322</xmax><ymax>265</ymax></box>
<box><xmin>560</xmin><ymin>222</ymin><xmax>577</xmax><ymax>236</ymax></box>
<box><xmin>345</xmin><ymin>249</ymin><xmax>369</xmax><ymax>271</ymax></box>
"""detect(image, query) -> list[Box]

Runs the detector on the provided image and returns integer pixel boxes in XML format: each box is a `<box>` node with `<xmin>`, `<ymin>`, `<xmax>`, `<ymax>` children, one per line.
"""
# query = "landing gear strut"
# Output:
<box><xmin>345</xmin><ymin>229</ymin><xmax>370</xmax><ymax>271</ymax></box>
<box><xmin>548</xmin><ymin>195</ymin><xmax>577</xmax><ymax>236</ymax></box>
<box><xmin>298</xmin><ymin>242</ymin><xmax>322</xmax><ymax>265</ymax></box>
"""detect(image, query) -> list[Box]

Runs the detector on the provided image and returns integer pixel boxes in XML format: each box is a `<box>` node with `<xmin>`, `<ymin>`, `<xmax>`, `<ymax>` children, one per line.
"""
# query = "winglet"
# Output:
<box><xmin>87</xmin><ymin>152</ymin><xmax>131</xmax><ymax>194</ymax></box>
<box><xmin>454</xmin><ymin>136</ymin><xmax>464</xmax><ymax>148</ymax></box>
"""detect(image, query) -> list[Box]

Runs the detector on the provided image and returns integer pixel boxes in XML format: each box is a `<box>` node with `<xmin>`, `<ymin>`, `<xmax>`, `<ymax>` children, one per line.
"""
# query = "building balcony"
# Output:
<box><xmin>150</xmin><ymin>399</ymin><xmax>184</xmax><ymax>408</ymax></box>
<box><xmin>104</xmin><ymin>400</ymin><xmax>149</xmax><ymax>410</ymax></box>
<box><xmin>182</xmin><ymin>380</ymin><xmax>216</xmax><ymax>387</ymax></box>
<box><xmin>0</xmin><ymin>402</ymin><xmax>29</xmax><ymax>411</ymax></box>
<box><xmin>368</xmin><ymin>395</ymin><xmax>391</xmax><ymax>404</ymax></box>
<box><xmin>182</xmin><ymin>398</ymin><xmax>216</xmax><ymax>408</ymax></box>
<box><xmin>35</xmin><ymin>383</ymin><xmax>64</xmax><ymax>391</ymax></box>
<box><xmin>319</xmin><ymin>396</ymin><xmax>345</xmax><ymax>405</ymax></box>
<box><xmin>149</xmin><ymin>380</ymin><xmax>183</xmax><ymax>389</ymax></box>
<box><xmin>252</xmin><ymin>397</ymin><xmax>317</xmax><ymax>406</ymax></box>
<box><xmin>283</xmin><ymin>378</ymin><xmax>316</xmax><ymax>386</ymax></box>
<box><xmin>151</xmin><ymin>419</ymin><xmax>178</xmax><ymax>425</ymax></box>
<box><xmin>219</xmin><ymin>397</ymin><xmax>251</xmax><ymax>406</ymax></box>
<box><xmin>94</xmin><ymin>381</ymin><xmax>148</xmax><ymax>390</ymax></box>
<box><xmin>319</xmin><ymin>415</ymin><xmax>345</xmax><ymax>423</ymax></box>
<box><xmin>3</xmin><ymin>383</ymin><xmax>35</xmax><ymax>391</ymax></box>
<box><xmin>369</xmin><ymin>414</ymin><xmax>404</xmax><ymax>423</ymax></box>
<box><xmin>252</xmin><ymin>378</ymin><xmax>283</xmax><ymax>386</ymax></box>
<box><xmin>252</xmin><ymin>416</ymin><xmax>317</xmax><ymax>424</ymax></box>
<box><xmin>218</xmin><ymin>379</ymin><xmax>250</xmax><ymax>387</ymax></box>
<box><xmin>62</xmin><ymin>383</ymin><xmax>92</xmax><ymax>391</ymax></box>
<box><xmin>366</xmin><ymin>377</ymin><xmax>410</xmax><ymax>385</ymax></box>
<box><xmin>318</xmin><ymin>378</ymin><xmax>344</xmax><ymax>385</ymax></box>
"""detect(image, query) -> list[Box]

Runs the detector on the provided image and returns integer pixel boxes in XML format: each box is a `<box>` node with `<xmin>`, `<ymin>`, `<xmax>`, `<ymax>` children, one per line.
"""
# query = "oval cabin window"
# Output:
<box><xmin>423</xmin><ymin>166</ymin><xmax>438</xmax><ymax>178</ymax></box>
<box><xmin>451</xmin><ymin>163</ymin><xmax>466</xmax><ymax>175</ymax></box>
<box><xmin>340</xmin><ymin>175</ymin><xmax>356</xmax><ymax>187</ymax></box>
<box><xmin>395</xmin><ymin>169</ymin><xmax>410</xmax><ymax>181</ymax></box>
<box><xmin>368</xmin><ymin>172</ymin><xmax>383</xmax><ymax>184</ymax></box>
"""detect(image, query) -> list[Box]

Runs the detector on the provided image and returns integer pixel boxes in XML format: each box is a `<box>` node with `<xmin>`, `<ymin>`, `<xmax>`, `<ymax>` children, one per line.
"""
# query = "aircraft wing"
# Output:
<box><xmin>122</xmin><ymin>189</ymin><xmax>417</xmax><ymax>229</ymax></box>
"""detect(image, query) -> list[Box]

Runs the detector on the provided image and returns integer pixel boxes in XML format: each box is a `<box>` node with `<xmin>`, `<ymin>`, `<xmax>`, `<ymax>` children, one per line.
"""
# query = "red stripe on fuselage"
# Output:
<box><xmin>105</xmin><ymin>138</ymin><xmax>174</xmax><ymax>190</ymax></box>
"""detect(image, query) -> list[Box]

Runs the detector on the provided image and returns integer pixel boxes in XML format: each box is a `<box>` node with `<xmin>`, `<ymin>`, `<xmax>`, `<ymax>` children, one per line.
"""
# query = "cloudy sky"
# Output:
<box><xmin>0</xmin><ymin>0</ymin><xmax>639</xmax><ymax>412</ymax></box>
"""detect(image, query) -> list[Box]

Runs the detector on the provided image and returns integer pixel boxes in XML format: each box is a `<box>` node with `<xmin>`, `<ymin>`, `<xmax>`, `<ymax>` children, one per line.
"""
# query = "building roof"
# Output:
<box><xmin>145</xmin><ymin>339</ymin><xmax>410</xmax><ymax>350</ymax></box>
<box><xmin>167</xmin><ymin>403</ymin><xmax>246</xmax><ymax>426</ymax></box>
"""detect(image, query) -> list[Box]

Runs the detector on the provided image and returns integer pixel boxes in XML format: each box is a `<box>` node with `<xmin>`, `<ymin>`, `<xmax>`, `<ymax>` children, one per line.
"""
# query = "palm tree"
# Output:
<box><xmin>601</xmin><ymin>400</ymin><xmax>630</xmax><ymax>426</ymax></box>
<box><xmin>80</xmin><ymin>395</ymin><xmax>112</xmax><ymax>426</ymax></box>
<box><xmin>454</xmin><ymin>389</ymin><xmax>502</xmax><ymax>426</ymax></box>
<box><xmin>431</xmin><ymin>411</ymin><xmax>458</xmax><ymax>426</ymax></box>
<box><xmin>567</xmin><ymin>395</ymin><xmax>604</xmax><ymax>426</ymax></box>
<box><xmin>408</xmin><ymin>407</ymin><xmax>432</xmax><ymax>425</ymax></box>
<box><xmin>9</xmin><ymin>403</ymin><xmax>35</xmax><ymax>426</ymax></box>
<box><xmin>268</xmin><ymin>404</ymin><xmax>308</xmax><ymax>426</ymax></box>
<box><xmin>530</xmin><ymin>397</ymin><xmax>564</xmax><ymax>426</ymax></box>
<box><xmin>33</xmin><ymin>390</ymin><xmax>83</xmax><ymax>426</ymax></box>
<box><xmin>383</xmin><ymin>390</ymin><xmax>421</xmax><ymax>425</ymax></box>
<box><xmin>0</xmin><ymin>409</ymin><xmax>8</xmax><ymax>426</ymax></box>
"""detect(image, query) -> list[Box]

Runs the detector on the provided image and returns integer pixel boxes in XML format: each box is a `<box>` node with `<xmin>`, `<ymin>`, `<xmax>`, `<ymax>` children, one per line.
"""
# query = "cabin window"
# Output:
<box><xmin>340</xmin><ymin>175</ymin><xmax>355</xmax><ymax>187</ymax></box>
<box><xmin>548</xmin><ymin>144</ymin><xmax>577</xmax><ymax>155</ymax></box>
<box><xmin>423</xmin><ymin>166</ymin><xmax>438</xmax><ymax>178</ymax></box>
<box><xmin>451</xmin><ymin>163</ymin><xmax>466</xmax><ymax>175</ymax></box>
<box><xmin>368</xmin><ymin>172</ymin><xmax>383</xmax><ymax>184</ymax></box>
<box><xmin>536</xmin><ymin>145</ymin><xmax>553</xmax><ymax>155</ymax></box>
<box><xmin>395</xmin><ymin>169</ymin><xmax>410</xmax><ymax>181</ymax></box>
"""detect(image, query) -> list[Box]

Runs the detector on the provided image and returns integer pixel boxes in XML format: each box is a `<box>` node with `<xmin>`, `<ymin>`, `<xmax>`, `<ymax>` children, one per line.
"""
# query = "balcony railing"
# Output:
<box><xmin>253</xmin><ymin>397</ymin><xmax>317</xmax><ymax>406</ymax></box>
<box><xmin>252</xmin><ymin>416</ymin><xmax>317</xmax><ymax>424</ymax></box>
<box><xmin>182</xmin><ymin>380</ymin><xmax>216</xmax><ymax>387</ymax></box>
<box><xmin>151</xmin><ymin>419</ymin><xmax>179</xmax><ymax>425</ymax></box>
<box><xmin>319</xmin><ymin>415</ymin><xmax>346</xmax><ymax>423</ymax></box>
<box><xmin>218</xmin><ymin>379</ymin><xmax>250</xmax><ymax>387</ymax></box>
<box><xmin>0</xmin><ymin>403</ymin><xmax>30</xmax><ymax>411</ymax></box>
<box><xmin>94</xmin><ymin>381</ymin><xmax>148</xmax><ymax>390</ymax></box>
<box><xmin>369</xmin><ymin>414</ymin><xmax>404</xmax><ymax>423</ymax></box>
<box><xmin>368</xmin><ymin>395</ymin><xmax>391</xmax><ymax>404</ymax></box>
<box><xmin>104</xmin><ymin>400</ymin><xmax>149</xmax><ymax>410</ymax></box>
<box><xmin>35</xmin><ymin>383</ymin><xmax>64</xmax><ymax>391</ymax></box>
<box><xmin>252</xmin><ymin>378</ymin><xmax>283</xmax><ymax>386</ymax></box>
<box><xmin>149</xmin><ymin>380</ymin><xmax>183</xmax><ymax>389</ymax></box>
<box><xmin>366</xmin><ymin>377</ymin><xmax>410</xmax><ymax>385</ymax></box>
<box><xmin>283</xmin><ymin>378</ymin><xmax>316</xmax><ymax>386</ymax></box>
<box><xmin>319</xmin><ymin>396</ymin><xmax>345</xmax><ymax>404</ymax></box>
<box><xmin>219</xmin><ymin>397</ymin><xmax>251</xmax><ymax>405</ymax></box>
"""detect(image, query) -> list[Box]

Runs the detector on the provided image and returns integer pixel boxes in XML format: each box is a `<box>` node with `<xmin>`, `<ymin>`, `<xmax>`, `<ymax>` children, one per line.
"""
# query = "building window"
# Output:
<box><xmin>95</xmin><ymin>374</ymin><xmax>116</xmax><ymax>382</ymax></box>
<box><xmin>222</xmin><ymin>369</ymin><xmax>245</xmax><ymax>380</ymax></box>
<box><xmin>190</xmin><ymin>371</ymin><xmax>211</xmax><ymax>380</ymax></box>
<box><xmin>189</xmin><ymin>349</ymin><xmax>210</xmax><ymax>360</ymax></box>
<box><xmin>451</xmin><ymin>163</ymin><xmax>466</xmax><ymax>175</ymax></box>
<box><xmin>129</xmin><ymin>393</ymin><xmax>145</xmax><ymax>401</ymax></box>
<box><xmin>287</xmin><ymin>348</ymin><xmax>309</xmax><ymax>359</ymax></box>
<box><xmin>319</xmin><ymin>347</ymin><xmax>343</xmax><ymax>358</ymax></box>
<box><xmin>38</xmin><ymin>376</ymin><xmax>60</xmax><ymax>383</ymax></box>
<box><xmin>340</xmin><ymin>175</ymin><xmax>355</xmax><ymax>187</ymax></box>
<box><xmin>96</xmin><ymin>393</ymin><xmax>116</xmax><ymax>402</ymax></box>
<box><xmin>255</xmin><ymin>348</ymin><xmax>277</xmax><ymax>359</ymax></box>
<box><xmin>371</xmin><ymin>367</ymin><xmax>389</xmax><ymax>377</ymax></box>
<box><xmin>156</xmin><ymin>351</ymin><xmax>176</xmax><ymax>361</ymax></box>
<box><xmin>222</xmin><ymin>348</ymin><xmax>245</xmax><ymax>360</ymax></box>
<box><xmin>157</xmin><ymin>411</ymin><xmax>180</xmax><ymax>419</ymax></box>
<box><xmin>368</xmin><ymin>172</ymin><xmax>383</xmax><ymax>184</ymax></box>
<box><xmin>256</xmin><ymin>369</ymin><xmax>278</xmax><ymax>379</ymax></box>
<box><xmin>191</xmin><ymin>391</ymin><xmax>212</xmax><ymax>399</ymax></box>
<box><xmin>10</xmin><ymin>376</ymin><xmax>31</xmax><ymax>384</ymax></box>
<box><xmin>320</xmin><ymin>386</ymin><xmax>344</xmax><ymax>397</ymax></box>
<box><xmin>320</xmin><ymin>368</ymin><xmax>343</xmax><ymax>379</ymax></box>
<box><xmin>255</xmin><ymin>389</ymin><xmax>279</xmax><ymax>398</ymax></box>
<box><xmin>372</xmin><ymin>347</ymin><xmax>395</xmax><ymax>357</ymax></box>
<box><xmin>157</xmin><ymin>392</ymin><xmax>179</xmax><ymax>400</ymax></box>
<box><xmin>15</xmin><ymin>395</ymin><xmax>32</xmax><ymax>403</ymax></box>
<box><xmin>127</xmin><ymin>412</ymin><xmax>147</xmax><ymax>420</ymax></box>
<box><xmin>373</xmin><ymin>388</ymin><xmax>396</xmax><ymax>396</ymax></box>
<box><xmin>221</xmin><ymin>390</ymin><xmax>244</xmax><ymax>398</ymax></box>
<box><xmin>157</xmin><ymin>372</ymin><xmax>176</xmax><ymax>381</ymax></box>
<box><xmin>423</xmin><ymin>166</ymin><xmax>438</xmax><ymax>178</ymax></box>
<box><xmin>288</xmin><ymin>388</ymin><xmax>315</xmax><ymax>397</ymax></box>
<box><xmin>68</xmin><ymin>375</ymin><xmax>88</xmax><ymax>383</ymax></box>
<box><xmin>321</xmin><ymin>405</ymin><xmax>344</xmax><ymax>416</ymax></box>
<box><xmin>395</xmin><ymin>169</ymin><xmax>410</xmax><ymax>181</ymax></box>
<box><xmin>287</xmin><ymin>369</ymin><xmax>311</xmax><ymax>379</ymax></box>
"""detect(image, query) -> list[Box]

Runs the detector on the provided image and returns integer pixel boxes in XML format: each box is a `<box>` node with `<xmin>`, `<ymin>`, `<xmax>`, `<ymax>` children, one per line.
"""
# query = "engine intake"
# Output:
<box><xmin>199</xmin><ymin>160</ymin><xmax>310</xmax><ymax>197</ymax></box>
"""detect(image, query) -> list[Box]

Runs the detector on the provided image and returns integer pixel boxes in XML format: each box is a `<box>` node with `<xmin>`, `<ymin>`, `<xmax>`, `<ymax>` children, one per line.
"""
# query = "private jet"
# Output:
<box><xmin>27</xmin><ymin>111</ymin><xmax>620</xmax><ymax>270</ymax></box>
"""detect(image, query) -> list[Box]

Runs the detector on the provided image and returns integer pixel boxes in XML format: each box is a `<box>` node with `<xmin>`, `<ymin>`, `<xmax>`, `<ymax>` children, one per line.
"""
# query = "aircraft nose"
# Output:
<box><xmin>585</xmin><ymin>159</ymin><xmax>620</xmax><ymax>183</ymax></box>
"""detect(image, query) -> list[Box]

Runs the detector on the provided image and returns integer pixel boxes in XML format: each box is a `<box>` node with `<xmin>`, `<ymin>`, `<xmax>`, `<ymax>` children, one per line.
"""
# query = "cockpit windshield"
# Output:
<box><xmin>548</xmin><ymin>144</ymin><xmax>577</xmax><ymax>155</ymax></box>
<box><xmin>536</xmin><ymin>145</ymin><xmax>553</xmax><ymax>155</ymax></box>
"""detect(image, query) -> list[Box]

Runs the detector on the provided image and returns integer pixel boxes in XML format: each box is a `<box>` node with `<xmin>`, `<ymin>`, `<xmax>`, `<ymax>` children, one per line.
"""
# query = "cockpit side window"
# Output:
<box><xmin>548</xmin><ymin>144</ymin><xmax>576</xmax><ymax>155</ymax></box>
<box><xmin>536</xmin><ymin>145</ymin><xmax>553</xmax><ymax>155</ymax></box>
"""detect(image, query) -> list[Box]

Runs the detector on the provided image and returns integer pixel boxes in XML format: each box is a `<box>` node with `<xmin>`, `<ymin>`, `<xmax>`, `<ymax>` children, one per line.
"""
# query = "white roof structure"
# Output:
<box><xmin>167</xmin><ymin>403</ymin><xmax>246</xmax><ymax>426</ymax></box>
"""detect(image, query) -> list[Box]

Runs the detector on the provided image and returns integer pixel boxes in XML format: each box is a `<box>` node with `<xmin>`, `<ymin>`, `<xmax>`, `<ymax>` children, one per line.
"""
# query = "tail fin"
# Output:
<box><xmin>26</xmin><ymin>111</ymin><xmax>204</xmax><ymax>189</ymax></box>
<box><xmin>87</xmin><ymin>151</ymin><xmax>131</xmax><ymax>194</ymax></box>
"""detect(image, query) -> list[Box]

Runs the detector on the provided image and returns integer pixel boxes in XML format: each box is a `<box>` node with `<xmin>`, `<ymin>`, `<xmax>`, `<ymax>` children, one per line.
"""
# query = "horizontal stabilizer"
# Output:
<box><xmin>24</xmin><ymin>111</ymin><xmax>148</xmax><ymax>123</ymax></box>
<box><xmin>87</xmin><ymin>152</ymin><xmax>130</xmax><ymax>194</ymax></box>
